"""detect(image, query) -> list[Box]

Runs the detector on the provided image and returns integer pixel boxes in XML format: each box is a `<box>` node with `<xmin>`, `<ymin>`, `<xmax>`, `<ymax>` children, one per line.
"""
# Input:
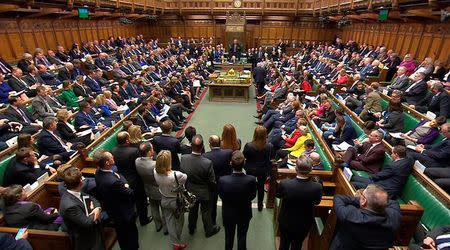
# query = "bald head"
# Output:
<box><xmin>117</xmin><ymin>131</ymin><xmax>130</xmax><ymax>145</ymax></box>
<box><xmin>209</xmin><ymin>135</ymin><xmax>221</xmax><ymax>148</ymax></box>
<box><xmin>310</xmin><ymin>152</ymin><xmax>321</xmax><ymax>165</ymax></box>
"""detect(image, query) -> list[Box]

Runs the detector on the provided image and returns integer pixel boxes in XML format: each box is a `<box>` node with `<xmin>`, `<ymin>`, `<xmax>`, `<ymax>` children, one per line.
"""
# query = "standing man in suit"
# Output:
<box><xmin>276</xmin><ymin>155</ymin><xmax>323</xmax><ymax>250</ymax></box>
<box><xmin>330</xmin><ymin>185</ymin><xmax>402</xmax><ymax>250</ymax></box>
<box><xmin>94</xmin><ymin>149</ymin><xmax>139</xmax><ymax>250</ymax></box>
<box><xmin>180</xmin><ymin>134</ymin><xmax>221</xmax><ymax>237</ymax></box>
<box><xmin>59</xmin><ymin>166</ymin><xmax>105</xmax><ymax>250</ymax></box>
<box><xmin>203</xmin><ymin>135</ymin><xmax>233</xmax><ymax>225</ymax></box>
<box><xmin>253</xmin><ymin>63</ymin><xmax>266</xmax><ymax>97</ymax></box>
<box><xmin>218</xmin><ymin>151</ymin><xmax>256</xmax><ymax>250</ymax></box>
<box><xmin>4</xmin><ymin>96</ymin><xmax>41</xmax><ymax>134</ymax></box>
<box><xmin>111</xmin><ymin>131</ymin><xmax>152</xmax><ymax>226</ymax></box>
<box><xmin>351</xmin><ymin>145</ymin><xmax>414</xmax><ymax>199</ymax></box>
<box><xmin>403</xmin><ymin>72</ymin><xmax>428</xmax><ymax>105</ymax></box>
<box><xmin>152</xmin><ymin>120</ymin><xmax>182</xmax><ymax>170</ymax></box>
<box><xmin>342</xmin><ymin>130</ymin><xmax>386</xmax><ymax>174</ymax></box>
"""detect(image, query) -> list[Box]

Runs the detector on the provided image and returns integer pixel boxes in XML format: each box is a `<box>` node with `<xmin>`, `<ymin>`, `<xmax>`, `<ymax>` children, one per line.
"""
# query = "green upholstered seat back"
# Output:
<box><xmin>400</xmin><ymin>176</ymin><xmax>450</xmax><ymax>230</ymax></box>
<box><xmin>88</xmin><ymin>126</ymin><xmax>123</xmax><ymax>157</ymax></box>
<box><xmin>0</xmin><ymin>154</ymin><xmax>16</xmax><ymax>186</ymax></box>
<box><xmin>403</xmin><ymin>113</ymin><xmax>420</xmax><ymax>133</ymax></box>
<box><xmin>381</xmin><ymin>99</ymin><xmax>388</xmax><ymax>110</ymax></box>
<box><xmin>308</xmin><ymin>126</ymin><xmax>331</xmax><ymax>171</ymax></box>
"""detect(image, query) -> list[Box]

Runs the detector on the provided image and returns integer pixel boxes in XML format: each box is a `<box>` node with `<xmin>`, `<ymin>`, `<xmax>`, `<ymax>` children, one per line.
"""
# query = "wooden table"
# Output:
<box><xmin>214</xmin><ymin>63</ymin><xmax>252</xmax><ymax>71</ymax></box>
<box><xmin>207</xmin><ymin>82</ymin><xmax>252</xmax><ymax>102</ymax></box>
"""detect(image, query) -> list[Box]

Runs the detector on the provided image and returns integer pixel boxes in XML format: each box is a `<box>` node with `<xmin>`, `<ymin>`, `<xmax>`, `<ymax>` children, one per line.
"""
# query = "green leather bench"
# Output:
<box><xmin>308</xmin><ymin>126</ymin><xmax>332</xmax><ymax>171</ymax></box>
<box><xmin>0</xmin><ymin>154</ymin><xmax>16</xmax><ymax>186</ymax></box>
<box><xmin>88</xmin><ymin>126</ymin><xmax>123</xmax><ymax>157</ymax></box>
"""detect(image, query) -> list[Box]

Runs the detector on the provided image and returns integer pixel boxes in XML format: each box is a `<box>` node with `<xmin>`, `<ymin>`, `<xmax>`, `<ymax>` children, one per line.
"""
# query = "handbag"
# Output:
<box><xmin>172</xmin><ymin>172</ymin><xmax>197</xmax><ymax>218</ymax></box>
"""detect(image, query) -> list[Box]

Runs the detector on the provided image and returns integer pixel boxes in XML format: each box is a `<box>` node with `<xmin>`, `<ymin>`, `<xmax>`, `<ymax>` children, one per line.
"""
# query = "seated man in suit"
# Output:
<box><xmin>152</xmin><ymin>120</ymin><xmax>181</xmax><ymax>170</ymax></box>
<box><xmin>37</xmin><ymin>64</ymin><xmax>60</xmax><ymax>87</ymax></box>
<box><xmin>59</xmin><ymin>166</ymin><xmax>105</xmax><ymax>250</ymax></box>
<box><xmin>31</xmin><ymin>86</ymin><xmax>56</xmax><ymax>120</ymax></box>
<box><xmin>342</xmin><ymin>129</ymin><xmax>386</xmax><ymax>174</ymax></box>
<box><xmin>409</xmin><ymin>225</ymin><xmax>450</xmax><ymax>250</ymax></box>
<box><xmin>218</xmin><ymin>150</ymin><xmax>256</xmax><ymax>250</ymax></box>
<box><xmin>310</xmin><ymin>152</ymin><xmax>325</xmax><ymax>170</ymax></box>
<box><xmin>24</xmin><ymin>65</ymin><xmax>45</xmax><ymax>86</ymax></box>
<box><xmin>2</xmin><ymin>184</ymin><xmax>60</xmax><ymax>230</ymax></box>
<box><xmin>203</xmin><ymin>134</ymin><xmax>233</xmax><ymax>225</ymax></box>
<box><xmin>84</xmin><ymin>70</ymin><xmax>103</xmax><ymax>95</ymax></box>
<box><xmin>330</xmin><ymin>185</ymin><xmax>402</xmax><ymax>250</ymax></box>
<box><xmin>37</xmin><ymin>117</ymin><xmax>76</xmax><ymax>161</ymax></box>
<box><xmin>57</xmin><ymin>62</ymin><xmax>75</xmax><ymax>82</ymax></box>
<box><xmin>3</xmin><ymin>147</ymin><xmax>56</xmax><ymax>187</ymax></box>
<box><xmin>421</xmin><ymin>82</ymin><xmax>450</xmax><ymax>119</ymax></box>
<box><xmin>359</xmin><ymin>83</ymin><xmax>382</xmax><ymax>122</ymax></box>
<box><xmin>112</xmin><ymin>62</ymin><xmax>132</xmax><ymax>80</ymax></box>
<box><xmin>351</xmin><ymin>145</ymin><xmax>414</xmax><ymax>199</ymax></box>
<box><xmin>386</xmin><ymin>66</ymin><xmax>410</xmax><ymax>94</ymax></box>
<box><xmin>408</xmin><ymin>123</ymin><xmax>450</xmax><ymax>191</ymax></box>
<box><xmin>8</xmin><ymin>67</ymin><xmax>37</xmax><ymax>97</ymax></box>
<box><xmin>74</xmin><ymin>101</ymin><xmax>107</xmax><ymax>133</ymax></box>
<box><xmin>4</xmin><ymin>96</ymin><xmax>41</xmax><ymax>134</ymax></box>
<box><xmin>403</xmin><ymin>72</ymin><xmax>428</xmax><ymax>106</ymax></box>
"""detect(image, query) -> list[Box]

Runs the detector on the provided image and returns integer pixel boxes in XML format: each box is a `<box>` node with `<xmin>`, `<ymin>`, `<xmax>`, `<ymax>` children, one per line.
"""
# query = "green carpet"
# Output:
<box><xmin>112</xmin><ymin>86</ymin><xmax>276</xmax><ymax>250</ymax></box>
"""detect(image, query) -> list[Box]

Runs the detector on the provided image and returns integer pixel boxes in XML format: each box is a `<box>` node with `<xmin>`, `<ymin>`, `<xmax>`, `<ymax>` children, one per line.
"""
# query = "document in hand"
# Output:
<box><xmin>332</xmin><ymin>141</ymin><xmax>352</xmax><ymax>151</ymax></box>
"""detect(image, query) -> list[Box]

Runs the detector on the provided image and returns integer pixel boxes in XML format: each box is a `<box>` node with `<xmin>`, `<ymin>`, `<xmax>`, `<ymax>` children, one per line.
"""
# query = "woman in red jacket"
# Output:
<box><xmin>333</xmin><ymin>69</ymin><xmax>349</xmax><ymax>85</ymax></box>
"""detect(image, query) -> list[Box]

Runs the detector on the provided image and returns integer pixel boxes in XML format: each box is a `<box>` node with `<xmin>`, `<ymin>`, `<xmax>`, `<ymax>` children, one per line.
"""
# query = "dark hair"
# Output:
<box><xmin>8</xmin><ymin>96</ymin><xmax>19</xmax><ymax>105</ymax></box>
<box><xmin>304</xmin><ymin>139</ymin><xmax>315</xmax><ymax>149</ymax></box>
<box><xmin>388</xmin><ymin>100</ymin><xmax>403</xmax><ymax>113</ymax></box>
<box><xmin>17</xmin><ymin>133</ymin><xmax>33</xmax><ymax>149</ymax></box>
<box><xmin>79</xmin><ymin>101</ymin><xmax>89</xmax><ymax>109</ymax></box>
<box><xmin>2</xmin><ymin>185</ymin><xmax>23</xmax><ymax>206</ymax></box>
<box><xmin>138</xmin><ymin>141</ymin><xmax>153</xmax><ymax>157</ymax></box>
<box><xmin>231</xmin><ymin>150</ymin><xmax>245</xmax><ymax>171</ymax></box>
<box><xmin>93</xmin><ymin>149</ymin><xmax>110</xmax><ymax>169</ymax></box>
<box><xmin>123</xmin><ymin>120</ymin><xmax>133</xmax><ymax>131</ymax></box>
<box><xmin>392</xmin><ymin>145</ymin><xmax>406</xmax><ymax>158</ymax></box>
<box><xmin>191</xmin><ymin>134</ymin><xmax>204</xmax><ymax>153</ymax></box>
<box><xmin>63</xmin><ymin>167</ymin><xmax>82</xmax><ymax>190</ymax></box>
<box><xmin>335</xmin><ymin>106</ymin><xmax>345</xmax><ymax>116</ymax></box>
<box><xmin>161</xmin><ymin>120</ymin><xmax>173</xmax><ymax>134</ymax></box>
<box><xmin>363</xmin><ymin>120</ymin><xmax>376</xmax><ymax>131</ymax></box>
<box><xmin>184</xmin><ymin>126</ymin><xmax>197</xmax><ymax>143</ymax></box>
<box><xmin>16</xmin><ymin>147</ymin><xmax>33</xmax><ymax>161</ymax></box>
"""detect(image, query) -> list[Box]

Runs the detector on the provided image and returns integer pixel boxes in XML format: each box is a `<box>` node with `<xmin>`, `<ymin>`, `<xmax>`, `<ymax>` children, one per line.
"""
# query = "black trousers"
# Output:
<box><xmin>115</xmin><ymin>221</ymin><xmax>139</xmax><ymax>250</ymax></box>
<box><xmin>248</xmin><ymin>173</ymin><xmax>266</xmax><ymax>209</ymax></box>
<box><xmin>188</xmin><ymin>199</ymin><xmax>214</xmax><ymax>234</ymax></box>
<box><xmin>211</xmin><ymin>191</ymin><xmax>218</xmax><ymax>225</ymax></box>
<box><xmin>424</xmin><ymin>167</ymin><xmax>450</xmax><ymax>193</ymax></box>
<box><xmin>224</xmin><ymin>220</ymin><xmax>250</xmax><ymax>250</ymax></box>
<box><xmin>279</xmin><ymin>225</ymin><xmax>309</xmax><ymax>250</ymax></box>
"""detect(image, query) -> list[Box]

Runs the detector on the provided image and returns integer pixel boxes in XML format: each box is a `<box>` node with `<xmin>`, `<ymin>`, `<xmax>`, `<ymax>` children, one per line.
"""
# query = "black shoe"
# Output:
<box><xmin>253</xmin><ymin>114</ymin><xmax>262</xmax><ymax>119</ymax></box>
<box><xmin>140</xmin><ymin>216</ymin><xmax>153</xmax><ymax>226</ymax></box>
<box><xmin>255</xmin><ymin>121</ymin><xmax>263</xmax><ymax>125</ymax></box>
<box><xmin>156</xmin><ymin>225</ymin><xmax>163</xmax><ymax>232</ymax></box>
<box><xmin>205</xmin><ymin>226</ymin><xmax>220</xmax><ymax>238</ymax></box>
<box><xmin>164</xmin><ymin>231</ymin><xmax>169</xmax><ymax>235</ymax></box>
<box><xmin>189</xmin><ymin>228</ymin><xmax>196</xmax><ymax>235</ymax></box>
<box><xmin>258</xmin><ymin>204</ymin><xmax>263</xmax><ymax>211</ymax></box>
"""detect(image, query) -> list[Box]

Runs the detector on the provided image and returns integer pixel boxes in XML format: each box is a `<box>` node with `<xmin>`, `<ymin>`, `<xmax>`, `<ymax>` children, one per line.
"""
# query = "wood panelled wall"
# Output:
<box><xmin>0</xmin><ymin>18</ymin><xmax>136</xmax><ymax>63</ymax></box>
<box><xmin>341</xmin><ymin>23</ymin><xmax>450</xmax><ymax>65</ymax></box>
<box><xmin>136</xmin><ymin>20</ymin><xmax>335</xmax><ymax>48</ymax></box>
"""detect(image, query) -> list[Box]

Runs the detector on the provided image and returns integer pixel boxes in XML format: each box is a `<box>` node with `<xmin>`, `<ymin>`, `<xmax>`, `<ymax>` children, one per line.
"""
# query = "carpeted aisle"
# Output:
<box><xmin>112</xmin><ymin>85</ymin><xmax>276</xmax><ymax>250</ymax></box>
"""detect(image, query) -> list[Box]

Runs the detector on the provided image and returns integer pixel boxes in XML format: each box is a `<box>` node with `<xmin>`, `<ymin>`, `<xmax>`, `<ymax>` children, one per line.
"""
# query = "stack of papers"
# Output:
<box><xmin>332</xmin><ymin>141</ymin><xmax>353</xmax><ymax>151</ymax></box>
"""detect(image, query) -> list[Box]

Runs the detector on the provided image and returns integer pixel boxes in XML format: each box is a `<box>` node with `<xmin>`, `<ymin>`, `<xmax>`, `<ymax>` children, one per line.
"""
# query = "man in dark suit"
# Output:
<box><xmin>180</xmin><ymin>134</ymin><xmax>220</xmax><ymax>237</ymax></box>
<box><xmin>85</xmin><ymin>70</ymin><xmax>103</xmax><ymax>95</ymax></box>
<box><xmin>58</xmin><ymin>63</ymin><xmax>75</xmax><ymax>82</ymax></box>
<box><xmin>276</xmin><ymin>155</ymin><xmax>323</xmax><ymax>250</ymax></box>
<box><xmin>330</xmin><ymin>185</ymin><xmax>402</xmax><ymax>250</ymax></box>
<box><xmin>37</xmin><ymin>64</ymin><xmax>60</xmax><ymax>86</ymax></box>
<box><xmin>0</xmin><ymin>55</ymin><xmax>13</xmax><ymax>76</ymax></box>
<box><xmin>252</xmin><ymin>63</ymin><xmax>266</xmax><ymax>97</ymax></box>
<box><xmin>152</xmin><ymin>120</ymin><xmax>182</xmax><ymax>170</ymax></box>
<box><xmin>351</xmin><ymin>146</ymin><xmax>414</xmax><ymax>199</ymax></box>
<box><xmin>427</xmin><ymin>82</ymin><xmax>450</xmax><ymax>118</ymax></box>
<box><xmin>94</xmin><ymin>149</ymin><xmax>139</xmax><ymax>250</ymax></box>
<box><xmin>59</xmin><ymin>166</ymin><xmax>105</xmax><ymax>250</ymax></box>
<box><xmin>203</xmin><ymin>135</ymin><xmax>233</xmax><ymax>225</ymax></box>
<box><xmin>342</xmin><ymin>130</ymin><xmax>386</xmax><ymax>174</ymax></box>
<box><xmin>74</xmin><ymin>101</ymin><xmax>107</xmax><ymax>133</ymax></box>
<box><xmin>73</xmin><ymin>76</ymin><xmax>93</xmax><ymax>98</ymax></box>
<box><xmin>4</xmin><ymin>96</ymin><xmax>41</xmax><ymax>134</ymax></box>
<box><xmin>24</xmin><ymin>65</ymin><xmax>45</xmax><ymax>86</ymax></box>
<box><xmin>408</xmin><ymin>122</ymin><xmax>450</xmax><ymax>169</ymax></box>
<box><xmin>37</xmin><ymin>117</ymin><xmax>76</xmax><ymax>161</ymax></box>
<box><xmin>8</xmin><ymin>67</ymin><xmax>37</xmax><ymax>97</ymax></box>
<box><xmin>3</xmin><ymin>147</ymin><xmax>55</xmax><ymax>187</ymax></box>
<box><xmin>110</xmin><ymin>131</ymin><xmax>152</xmax><ymax>226</ymax></box>
<box><xmin>218</xmin><ymin>150</ymin><xmax>256</xmax><ymax>250</ymax></box>
<box><xmin>403</xmin><ymin>72</ymin><xmax>428</xmax><ymax>105</ymax></box>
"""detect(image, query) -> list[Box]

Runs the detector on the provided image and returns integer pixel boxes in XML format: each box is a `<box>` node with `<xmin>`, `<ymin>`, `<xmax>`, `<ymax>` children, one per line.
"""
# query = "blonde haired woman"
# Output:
<box><xmin>154</xmin><ymin>150</ymin><xmax>188</xmax><ymax>250</ymax></box>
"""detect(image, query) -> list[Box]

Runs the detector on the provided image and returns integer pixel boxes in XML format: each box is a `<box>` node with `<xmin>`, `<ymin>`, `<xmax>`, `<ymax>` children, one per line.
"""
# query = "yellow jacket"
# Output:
<box><xmin>284</xmin><ymin>133</ymin><xmax>312</xmax><ymax>157</ymax></box>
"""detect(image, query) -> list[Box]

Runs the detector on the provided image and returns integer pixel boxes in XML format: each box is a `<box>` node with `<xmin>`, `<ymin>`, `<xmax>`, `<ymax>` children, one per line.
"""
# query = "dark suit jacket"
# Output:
<box><xmin>37</xmin><ymin>129</ymin><xmax>73</xmax><ymax>159</ymax></box>
<box><xmin>203</xmin><ymin>148</ymin><xmax>233</xmax><ymax>182</ymax></box>
<box><xmin>8</xmin><ymin>76</ymin><xmax>30</xmax><ymax>93</ymax></box>
<box><xmin>243</xmin><ymin>142</ymin><xmax>273</xmax><ymax>177</ymax></box>
<box><xmin>3</xmin><ymin>202</ymin><xmax>59</xmax><ymax>230</ymax></box>
<box><xmin>85</xmin><ymin>77</ymin><xmax>102</xmax><ymax>94</ymax></box>
<box><xmin>404</xmin><ymin>80</ymin><xmax>428</xmax><ymax>105</ymax></box>
<box><xmin>428</xmin><ymin>91</ymin><xmax>450</xmax><ymax>118</ymax></box>
<box><xmin>354</xmin><ymin>143</ymin><xmax>386</xmax><ymax>174</ymax></box>
<box><xmin>73</xmin><ymin>83</ymin><xmax>92</xmax><ymax>97</ymax></box>
<box><xmin>59</xmin><ymin>192</ymin><xmax>104</xmax><ymax>250</ymax></box>
<box><xmin>180</xmin><ymin>153</ymin><xmax>215</xmax><ymax>200</ymax></box>
<box><xmin>152</xmin><ymin>134</ymin><xmax>181</xmax><ymax>170</ymax></box>
<box><xmin>252</xmin><ymin>67</ymin><xmax>266</xmax><ymax>83</ymax></box>
<box><xmin>3</xmin><ymin>106</ymin><xmax>36</xmax><ymax>125</ymax></box>
<box><xmin>24</xmin><ymin>74</ymin><xmax>45</xmax><ymax>86</ymax></box>
<box><xmin>276</xmin><ymin>178</ymin><xmax>322</xmax><ymax>232</ymax></box>
<box><xmin>56</xmin><ymin>121</ymin><xmax>78</xmax><ymax>141</ymax></box>
<box><xmin>218</xmin><ymin>173</ymin><xmax>256</xmax><ymax>224</ymax></box>
<box><xmin>382</xmin><ymin>111</ymin><xmax>404</xmax><ymax>133</ymax></box>
<box><xmin>3</xmin><ymin>159</ymin><xmax>47</xmax><ymax>187</ymax></box>
<box><xmin>111</xmin><ymin>145</ymin><xmax>141</xmax><ymax>186</ymax></box>
<box><xmin>419</xmin><ymin>139</ymin><xmax>450</xmax><ymax>168</ymax></box>
<box><xmin>58</xmin><ymin>67</ymin><xmax>74</xmax><ymax>82</ymax></box>
<box><xmin>330</xmin><ymin>195</ymin><xmax>402</xmax><ymax>250</ymax></box>
<box><xmin>370</xmin><ymin>157</ymin><xmax>414</xmax><ymax>199</ymax></box>
<box><xmin>94</xmin><ymin>169</ymin><xmax>136</xmax><ymax>225</ymax></box>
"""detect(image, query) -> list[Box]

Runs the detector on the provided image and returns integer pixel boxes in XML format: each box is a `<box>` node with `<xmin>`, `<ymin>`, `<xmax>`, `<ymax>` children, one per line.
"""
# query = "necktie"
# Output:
<box><xmin>16</xmin><ymin>77</ymin><xmax>29</xmax><ymax>89</ymax></box>
<box><xmin>43</xmin><ymin>98</ymin><xmax>53</xmax><ymax>114</ymax></box>
<box><xmin>51</xmin><ymin>131</ymin><xmax>67</xmax><ymax>147</ymax></box>
<box><xmin>17</xmin><ymin>107</ymin><xmax>32</xmax><ymax>123</ymax></box>
<box><xmin>131</xmin><ymin>84</ymin><xmax>138</xmax><ymax>95</ymax></box>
